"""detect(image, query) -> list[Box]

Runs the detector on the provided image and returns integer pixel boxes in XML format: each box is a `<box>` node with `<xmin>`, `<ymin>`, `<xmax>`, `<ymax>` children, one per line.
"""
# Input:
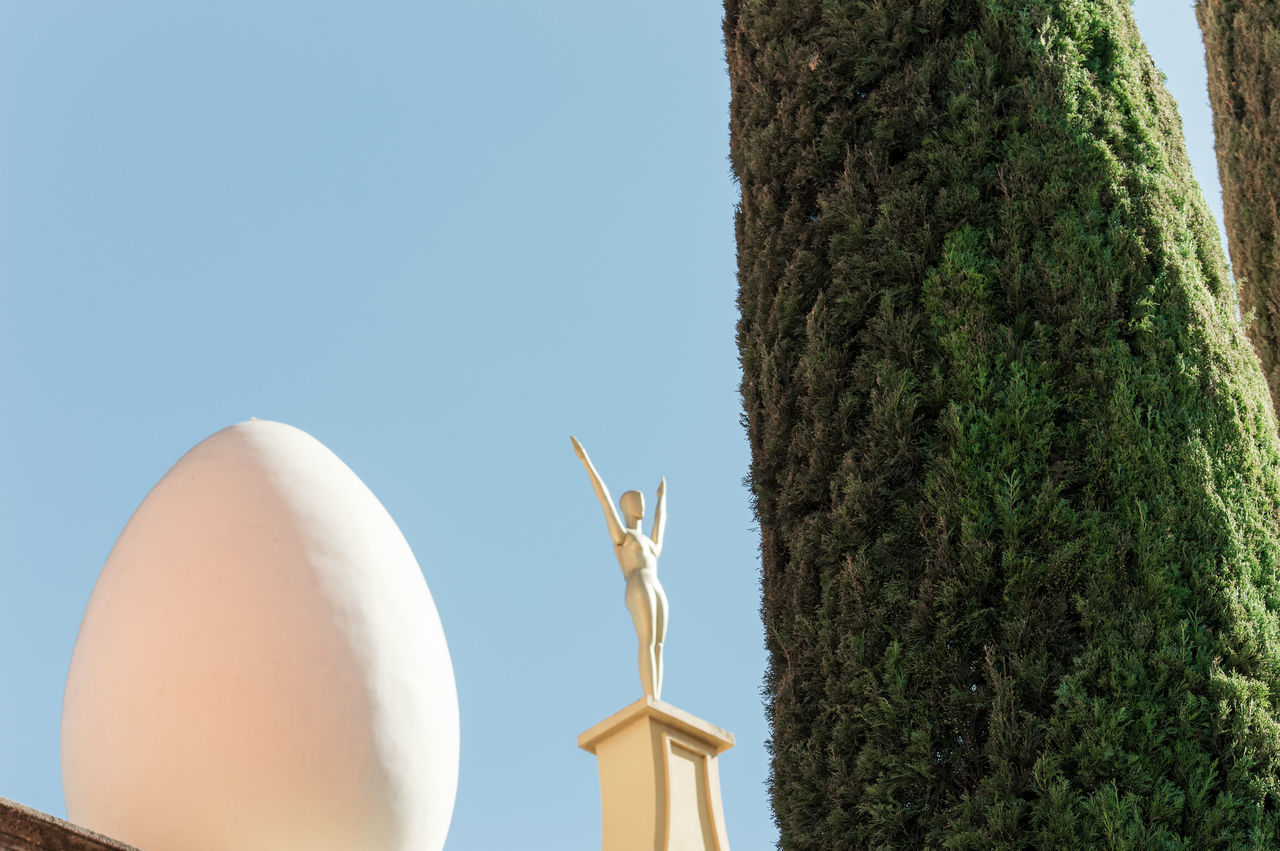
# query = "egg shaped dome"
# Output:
<box><xmin>61</xmin><ymin>420</ymin><xmax>459</xmax><ymax>851</ymax></box>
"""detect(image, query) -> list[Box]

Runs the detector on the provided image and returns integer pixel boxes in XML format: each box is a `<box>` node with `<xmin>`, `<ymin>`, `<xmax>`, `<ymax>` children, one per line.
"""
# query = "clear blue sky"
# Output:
<box><xmin>0</xmin><ymin>2</ymin><xmax>1230</xmax><ymax>848</ymax></box>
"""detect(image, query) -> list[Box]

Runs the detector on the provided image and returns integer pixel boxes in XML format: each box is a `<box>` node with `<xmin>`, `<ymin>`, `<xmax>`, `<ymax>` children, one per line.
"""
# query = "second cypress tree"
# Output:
<box><xmin>727</xmin><ymin>1</ymin><xmax>1280</xmax><ymax>845</ymax></box>
<box><xmin>1198</xmin><ymin>0</ymin><xmax>1280</xmax><ymax>414</ymax></box>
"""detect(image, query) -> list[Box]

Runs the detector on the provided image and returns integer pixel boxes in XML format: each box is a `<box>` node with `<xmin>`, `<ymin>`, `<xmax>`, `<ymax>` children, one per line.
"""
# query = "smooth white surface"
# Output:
<box><xmin>60</xmin><ymin>420</ymin><xmax>459</xmax><ymax>851</ymax></box>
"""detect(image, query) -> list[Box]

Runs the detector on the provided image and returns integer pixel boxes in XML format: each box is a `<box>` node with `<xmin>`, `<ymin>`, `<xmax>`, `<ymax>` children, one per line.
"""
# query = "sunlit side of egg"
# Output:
<box><xmin>61</xmin><ymin>420</ymin><xmax>459</xmax><ymax>851</ymax></box>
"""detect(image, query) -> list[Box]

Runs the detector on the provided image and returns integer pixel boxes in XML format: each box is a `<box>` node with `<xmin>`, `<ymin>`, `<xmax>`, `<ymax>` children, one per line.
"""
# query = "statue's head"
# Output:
<box><xmin>620</xmin><ymin>490</ymin><xmax>644</xmax><ymax>526</ymax></box>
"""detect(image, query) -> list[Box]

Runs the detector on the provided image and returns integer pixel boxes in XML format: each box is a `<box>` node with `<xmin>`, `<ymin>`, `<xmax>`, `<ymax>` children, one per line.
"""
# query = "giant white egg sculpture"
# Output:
<box><xmin>61</xmin><ymin>420</ymin><xmax>459</xmax><ymax>851</ymax></box>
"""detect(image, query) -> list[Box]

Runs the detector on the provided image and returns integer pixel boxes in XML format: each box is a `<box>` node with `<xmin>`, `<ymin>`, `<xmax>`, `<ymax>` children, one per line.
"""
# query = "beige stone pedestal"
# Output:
<box><xmin>579</xmin><ymin>697</ymin><xmax>734</xmax><ymax>851</ymax></box>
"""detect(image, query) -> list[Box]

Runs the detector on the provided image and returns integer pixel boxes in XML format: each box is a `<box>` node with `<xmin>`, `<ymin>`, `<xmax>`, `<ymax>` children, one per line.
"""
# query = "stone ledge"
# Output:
<box><xmin>578</xmin><ymin>696</ymin><xmax>735</xmax><ymax>755</ymax></box>
<box><xmin>0</xmin><ymin>798</ymin><xmax>135</xmax><ymax>851</ymax></box>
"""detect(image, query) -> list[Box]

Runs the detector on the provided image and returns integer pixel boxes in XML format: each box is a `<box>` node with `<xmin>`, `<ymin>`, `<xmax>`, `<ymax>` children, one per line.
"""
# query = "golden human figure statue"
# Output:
<box><xmin>571</xmin><ymin>436</ymin><xmax>669</xmax><ymax>700</ymax></box>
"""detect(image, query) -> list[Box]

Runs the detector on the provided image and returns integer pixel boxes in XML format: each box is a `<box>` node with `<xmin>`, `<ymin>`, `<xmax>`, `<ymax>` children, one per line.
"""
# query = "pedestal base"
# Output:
<box><xmin>579</xmin><ymin>697</ymin><xmax>734</xmax><ymax>851</ymax></box>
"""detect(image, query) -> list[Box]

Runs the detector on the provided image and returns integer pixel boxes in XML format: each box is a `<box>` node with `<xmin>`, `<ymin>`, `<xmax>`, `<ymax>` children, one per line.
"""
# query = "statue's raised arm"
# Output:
<box><xmin>571</xmin><ymin>436</ymin><xmax>626</xmax><ymax>547</ymax></box>
<box><xmin>651</xmin><ymin>478</ymin><xmax>667</xmax><ymax>555</ymax></box>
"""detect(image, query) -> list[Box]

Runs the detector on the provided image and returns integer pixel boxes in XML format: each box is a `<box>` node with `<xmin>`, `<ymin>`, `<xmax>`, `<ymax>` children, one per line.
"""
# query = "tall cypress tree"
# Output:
<box><xmin>1198</xmin><ymin>0</ymin><xmax>1280</xmax><ymax>414</ymax></box>
<box><xmin>727</xmin><ymin>1</ymin><xmax>1280</xmax><ymax>845</ymax></box>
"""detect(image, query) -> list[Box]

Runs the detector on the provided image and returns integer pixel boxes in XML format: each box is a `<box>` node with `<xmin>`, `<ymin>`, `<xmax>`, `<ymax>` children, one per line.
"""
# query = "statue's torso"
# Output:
<box><xmin>616</xmin><ymin>529</ymin><xmax>658</xmax><ymax>577</ymax></box>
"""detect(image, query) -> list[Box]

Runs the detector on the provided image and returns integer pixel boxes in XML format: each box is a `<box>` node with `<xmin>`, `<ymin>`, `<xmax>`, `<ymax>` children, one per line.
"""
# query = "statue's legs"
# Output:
<box><xmin>653</xmin><ymin>580</ymin><xmax>668</xmax><ymax>699</ymax></box>
<box><xmin>626</xmin><ymin>572</ymin><xmax>666</xmax><ymax>699</ymax></box>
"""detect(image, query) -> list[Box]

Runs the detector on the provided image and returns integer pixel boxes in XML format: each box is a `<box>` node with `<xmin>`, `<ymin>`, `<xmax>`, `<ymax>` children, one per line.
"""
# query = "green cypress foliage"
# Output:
<box><xmin>1198</xmin><ymin>0</ymin><xmax>1280</xmax><ymax>416</ymax></box>
<box><xmin>726</xmin><ymin>1</ymin><xmax>1280</xmax><ymax>845</ymax></box>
